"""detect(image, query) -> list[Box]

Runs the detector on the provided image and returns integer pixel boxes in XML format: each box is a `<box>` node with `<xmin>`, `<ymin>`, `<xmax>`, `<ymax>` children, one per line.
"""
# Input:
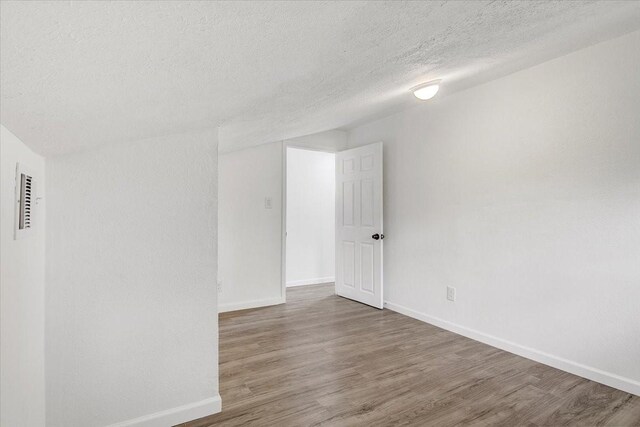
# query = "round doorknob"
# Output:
<box><xmin>372</xmin><ymin>233</ymin><xmax>384</xmax><ymax>240</ymax></box>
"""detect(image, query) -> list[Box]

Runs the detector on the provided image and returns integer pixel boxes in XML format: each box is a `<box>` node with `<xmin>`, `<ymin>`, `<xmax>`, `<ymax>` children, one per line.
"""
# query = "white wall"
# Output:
<box><xmin>218</xmin><ymin>130</ymin><xmax>347</xmax><ymax>310</ymax></box>
<box><xmin>218</xmin><ymin>142</ymin><xmax>284</xmax><ymax>311</ymax></box>
<box><xmin>0</xmin><ymin>125</ymin><xmax>46</xmax><ymax>427</ymax></box>
<box><xmin>286</xmin><ymin>148</ymin><xmax>335</xmax><ymax>286</ymax></box>
<box><xmin>347</xmin><ymin>30</ymin><xmax>640</xmax><ymax>395</ymax></box>
<box><xmin>285</xmin><ymin>130</ymin><xmax>347</xmax><ymax>152</ymax></box>
<box><xmin>45</xmin><ymin>130</ymin><xmax>220</xmax><ymax>426</ymax></box>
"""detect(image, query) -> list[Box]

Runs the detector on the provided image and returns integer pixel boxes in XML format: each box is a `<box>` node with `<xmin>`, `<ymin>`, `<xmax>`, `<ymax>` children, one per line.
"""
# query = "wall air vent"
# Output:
<box><xmin>14</xmin><ymin>163</ymin><xmax>36</xmax><ymax>239</ymax></box>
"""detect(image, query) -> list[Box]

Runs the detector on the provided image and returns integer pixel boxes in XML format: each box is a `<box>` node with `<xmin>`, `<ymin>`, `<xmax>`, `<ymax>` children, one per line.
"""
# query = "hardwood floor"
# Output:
<box><xmin>182</xmin><ymin>283</ymin><xmax>640</xmax><ymax>426</ymax></box>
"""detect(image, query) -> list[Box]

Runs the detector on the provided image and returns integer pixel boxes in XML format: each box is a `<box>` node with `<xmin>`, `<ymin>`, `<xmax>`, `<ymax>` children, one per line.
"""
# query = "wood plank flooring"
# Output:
<box><xmin>182</xmin><ymin>284</ymin><xmax>640</xmax><ymax>426</ymax></box>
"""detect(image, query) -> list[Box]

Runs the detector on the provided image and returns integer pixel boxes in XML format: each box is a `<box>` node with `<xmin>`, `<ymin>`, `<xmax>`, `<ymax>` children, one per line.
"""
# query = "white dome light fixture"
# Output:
<box><xmin>412</xmin><ymin>80</ymin><xmax>441</xmax><ymax>100</ymax></box>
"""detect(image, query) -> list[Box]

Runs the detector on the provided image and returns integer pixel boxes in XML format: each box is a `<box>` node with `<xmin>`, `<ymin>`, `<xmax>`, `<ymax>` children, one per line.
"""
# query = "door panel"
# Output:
<box><xmin>343</xmin><ymin>241</ymin><xmax>356</xmax><ymax>288</ymax></box>
<box><xmin>342</xmin><ymin>181</ymin><xmax>354</xmax><ymax>226</ymax></box>
<box><xmin>335</xmin><ymin>142</ymin><xmax>383</xmax><ymax>309</ymax></box>
<box><xmin>361</xmin><ymin>179</ymin><xmax>374</xmax><ymax>227</ymax></box>
<box><xmin>360</xmin><ymin>242</ymin><xmax>375</xmax><ymax>293</ymax></box>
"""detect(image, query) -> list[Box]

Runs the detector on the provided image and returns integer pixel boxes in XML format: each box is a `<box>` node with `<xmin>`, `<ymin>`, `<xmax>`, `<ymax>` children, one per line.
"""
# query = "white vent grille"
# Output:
<box><xmin>19</xmin><ymin>173</ymin><xmax>33</xmax><ymax>230</ymax></box>
<box><xmin>14</xmin><ymin>163</ymin><xmax>36</xmax><ymax>240</ymax></box>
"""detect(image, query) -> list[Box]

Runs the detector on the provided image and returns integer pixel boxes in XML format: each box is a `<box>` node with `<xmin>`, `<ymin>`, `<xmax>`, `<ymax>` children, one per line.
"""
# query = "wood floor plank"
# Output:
<box><xmin>182</xmin><ymin>284</ymin><xmax>640</xmax><ymax>427</ymax></box>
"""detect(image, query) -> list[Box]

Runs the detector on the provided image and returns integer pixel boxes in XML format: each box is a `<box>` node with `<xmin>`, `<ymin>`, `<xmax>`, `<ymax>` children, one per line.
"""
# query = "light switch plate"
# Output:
<box><xmin>447</xmin><ymin>286</ymin><xmax>456</xmax><ymax>302</ymax></box>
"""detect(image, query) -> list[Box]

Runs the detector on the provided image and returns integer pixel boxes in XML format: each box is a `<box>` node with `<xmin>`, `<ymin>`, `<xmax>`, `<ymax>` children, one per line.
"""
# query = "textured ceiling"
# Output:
<box><xmin>2</xmin><ymin>1</ymin><xmax>640</xmax><ymax>156</ymax></box>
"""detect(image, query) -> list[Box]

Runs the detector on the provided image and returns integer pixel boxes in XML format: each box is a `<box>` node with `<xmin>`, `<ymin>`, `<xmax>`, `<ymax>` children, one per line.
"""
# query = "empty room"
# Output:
<box><xmin>1</xmin><ymin>1</ymin><xmax>639</xmax><ymax>426</ymax></box>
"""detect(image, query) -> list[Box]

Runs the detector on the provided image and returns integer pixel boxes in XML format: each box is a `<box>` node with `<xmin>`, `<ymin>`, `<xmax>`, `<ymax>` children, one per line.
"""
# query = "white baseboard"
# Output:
<box><xmin>107</xmin><ymin>395</ymin><xmax>221</xmax><ymax>427</ymax></box>
<box><xmin>219</xmin><ymin>296</ymin><xmax>285</xmax><ymax>313</ymax></box>
<box><xmin>384</xmin><ymin>301</ymin><xmax>640</xmax><ymax>396</ymax></box>
<box><xmin>286</xmin><ymin>276</ymin><xmax>335</xmax><ymax>287</ymax></box>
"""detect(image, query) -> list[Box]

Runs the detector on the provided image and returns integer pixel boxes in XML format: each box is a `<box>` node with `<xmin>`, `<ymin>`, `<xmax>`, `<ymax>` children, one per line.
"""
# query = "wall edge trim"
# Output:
<box><xmin>106</xmin><ymin>395</ymin><xmax>222</xmax><ymax>427</ymax></box>
<box><xmin>384</xmin><ymin>301</ymin><xmax>640</xmax><ymax>396</ymax></box>
<box><xmin>286</xmin><ymin>277</ymin><xmax>335</xmax><ymax>287</ymax></box>
<box><xmin>219</xmin><ymin>297</ymin><xmax>285</xmax><ymax>313</ymax></box>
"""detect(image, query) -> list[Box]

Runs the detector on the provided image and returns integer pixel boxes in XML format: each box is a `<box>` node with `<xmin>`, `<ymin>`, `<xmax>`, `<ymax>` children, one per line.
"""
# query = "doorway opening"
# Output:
<box><xmin>284</xmin><ymin>147</ymin><xmax>336</xmax><ymax>291</ymax></box>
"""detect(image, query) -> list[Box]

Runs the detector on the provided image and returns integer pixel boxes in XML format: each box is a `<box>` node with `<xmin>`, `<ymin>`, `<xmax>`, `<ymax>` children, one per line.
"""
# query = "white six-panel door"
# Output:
<box><xmin>335</xmin><ymin>142</ymin><xmax>383</xmax><ymax>309</ymax></box>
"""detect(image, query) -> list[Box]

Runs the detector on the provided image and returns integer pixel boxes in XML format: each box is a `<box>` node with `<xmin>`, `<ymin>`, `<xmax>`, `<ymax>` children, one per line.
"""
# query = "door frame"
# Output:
<box><xmin>281</xmin><ymin>143</ymin><xmax>342</xmax><ymax>304</ymax></box>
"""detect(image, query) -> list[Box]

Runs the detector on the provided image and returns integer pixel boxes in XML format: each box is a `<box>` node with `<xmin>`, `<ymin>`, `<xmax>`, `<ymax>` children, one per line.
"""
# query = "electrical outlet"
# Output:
<box><xmin>447</xmin><ymin>286</ymin><xmax>456</xmax><ymax>302</ymax></box>
<box><xmin>217</xmin><ymin>280</ymin><xmax>222</xmax><ymax>294</ymax></box>
<box><xmin>264</xmin><ymin>197</ymin><xmax>273</xmax><ymax>209</ymax></box>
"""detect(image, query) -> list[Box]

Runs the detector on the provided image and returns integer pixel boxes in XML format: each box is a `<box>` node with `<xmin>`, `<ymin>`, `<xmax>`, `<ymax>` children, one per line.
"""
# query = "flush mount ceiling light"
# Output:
<box><xmin>412</xmin><ymin>80</ymin><xmax>441</xmax><ymax>100</ymax></box>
